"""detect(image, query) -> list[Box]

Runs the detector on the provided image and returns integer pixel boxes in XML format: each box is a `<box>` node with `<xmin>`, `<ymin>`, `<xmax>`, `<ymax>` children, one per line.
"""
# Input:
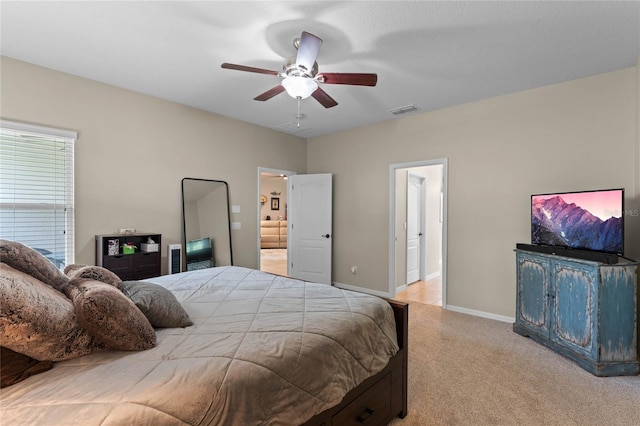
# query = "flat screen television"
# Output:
<box><xmin>186</xmin><ymin>237</ymin><xmax>213</xmax><ymax>263</ymax></box>
<box><xmin>531</xmin><ymin>188</ymin><xmax>624</xmax><ymax>256</ymax></box>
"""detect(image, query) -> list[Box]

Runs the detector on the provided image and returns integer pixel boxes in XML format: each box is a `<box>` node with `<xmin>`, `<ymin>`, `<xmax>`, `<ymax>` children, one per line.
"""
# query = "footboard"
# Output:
<box><xmin>388</xmin><ymin>298</ymin><xmax>409</xmax><ymax>418</ymax></box>
<box><xmin>303</xmin><ymin>299</ymin><xmax>408</xmax><ymax>425</ymax></box>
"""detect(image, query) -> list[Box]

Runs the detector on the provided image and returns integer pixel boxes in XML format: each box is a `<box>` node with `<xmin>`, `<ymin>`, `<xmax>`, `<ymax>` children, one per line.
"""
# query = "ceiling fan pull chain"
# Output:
<box><xmin>297</xmin><ymin>97</ymin><xmax>301</xmax><ymax>128</ymax></box>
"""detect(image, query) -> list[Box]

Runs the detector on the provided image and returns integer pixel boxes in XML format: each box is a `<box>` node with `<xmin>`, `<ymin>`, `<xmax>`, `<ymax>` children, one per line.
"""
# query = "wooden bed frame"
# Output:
<box><xmin>303</xmin><ymin>299</ymin><xmax>408</xmax><ymax>425</ymax></box>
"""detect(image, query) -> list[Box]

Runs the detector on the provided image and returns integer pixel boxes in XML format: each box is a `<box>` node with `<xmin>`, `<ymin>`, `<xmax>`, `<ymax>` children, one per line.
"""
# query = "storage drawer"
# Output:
<box><xmin>134</xmin><ymin>252</ymin><xmax>160</xmax><ymax>268</ymax></box>
<box><xmin>102</xmin><ymin>255</ymin><xmax>134</xmax><ymax>280</ymax></box>
<box><xmin>133</xmin><ymin>267</ymin><xmax>159</xmax><ymax>280</ymax></box>
<box><xmin>332</xmin><ymin>373</ymin><xmax>391</xmax><ymax>426</ymax></box>
<box><xmin>133</xmin><ymin>252</ymin><xmax>160</xmax><ymax>279</ymax></box>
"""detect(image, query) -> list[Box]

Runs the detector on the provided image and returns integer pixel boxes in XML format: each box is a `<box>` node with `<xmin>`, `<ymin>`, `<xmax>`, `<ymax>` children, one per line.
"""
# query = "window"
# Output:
<box><xmin>0</xmin><ymin>120</ymin><xmax>76</xmax><ymax>269</ymax></box>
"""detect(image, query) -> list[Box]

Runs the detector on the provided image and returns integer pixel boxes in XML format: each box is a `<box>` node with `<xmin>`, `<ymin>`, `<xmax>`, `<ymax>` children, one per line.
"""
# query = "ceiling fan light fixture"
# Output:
<box><xmin>221</xmin><ymin>31</ymin><xmax>375</xmax><ymax>109</ymax></box>
<box><xmin>282</xmin><ymin>76</ymin><xmax>317</xmax><ymax>99</ymax></box>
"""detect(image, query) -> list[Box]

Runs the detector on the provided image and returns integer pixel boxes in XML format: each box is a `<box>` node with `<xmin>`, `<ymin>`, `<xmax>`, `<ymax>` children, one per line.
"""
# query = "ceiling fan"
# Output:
<box><xmin>221</xmin><ymin>31</ymin><xmax>377</xmax><ymax>109</ymax></box>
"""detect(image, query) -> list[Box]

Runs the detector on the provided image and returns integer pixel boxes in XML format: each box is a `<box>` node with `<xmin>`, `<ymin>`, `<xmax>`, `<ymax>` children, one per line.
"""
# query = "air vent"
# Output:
<box><xmin>389</xmin><ymin>104</ymin><xmax>420</xmax><ymax>116</ymax></box>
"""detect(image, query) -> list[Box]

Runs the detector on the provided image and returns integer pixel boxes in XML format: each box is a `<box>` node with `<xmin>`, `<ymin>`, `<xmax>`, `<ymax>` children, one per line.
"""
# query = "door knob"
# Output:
<box><xmin>322</xmin><ymin>234</ymin><xmax>330</xmax><ymax>238</ymax></box>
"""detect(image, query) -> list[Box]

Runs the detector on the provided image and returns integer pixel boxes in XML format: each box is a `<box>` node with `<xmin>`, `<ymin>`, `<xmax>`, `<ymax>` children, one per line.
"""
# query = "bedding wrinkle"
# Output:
<box><xmin>262</xmin><ymin>282</ymin><xmax>309</xmax><ymax>423</ymax></box>
<box><xmin>97</xmin><ymin>401</ymin><xmax>192</xmax><ymax>426</ymax></box>
<box><xmin>296</xmin><ymin>279</ymin><xmax>308</xmax><ymax>367</ymax></box>
<box><xmin>342</xmin><ymin>296</ymin><xmax>399</xmax><ymax>370</ymax></box>
<box><xmin>200</xmin><ymin>269</ymin><xmax>275</xmax><ymax>424</ymax></box>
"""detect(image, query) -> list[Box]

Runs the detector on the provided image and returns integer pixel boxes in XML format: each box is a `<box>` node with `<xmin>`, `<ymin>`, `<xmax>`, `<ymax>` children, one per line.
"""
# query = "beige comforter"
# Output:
<box><xmin>1</xmin><ymin>266</ymin><xmax>399</xmax><ymax>425</ymax></box>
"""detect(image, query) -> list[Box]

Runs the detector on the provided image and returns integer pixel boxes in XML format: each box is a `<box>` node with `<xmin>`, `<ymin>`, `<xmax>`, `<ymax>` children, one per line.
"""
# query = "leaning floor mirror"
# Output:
<box><xmin>181</xmin><ymin>178</ymin><xmax>233</xmax><ymax>271</ymax></box>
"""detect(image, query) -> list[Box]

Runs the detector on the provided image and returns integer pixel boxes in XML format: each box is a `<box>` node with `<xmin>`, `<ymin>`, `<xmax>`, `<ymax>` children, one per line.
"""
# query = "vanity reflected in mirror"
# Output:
<box><xmin>181</xmin><ymin>178</ymin><xmax>233</xmax><ymax>270</ymax></box>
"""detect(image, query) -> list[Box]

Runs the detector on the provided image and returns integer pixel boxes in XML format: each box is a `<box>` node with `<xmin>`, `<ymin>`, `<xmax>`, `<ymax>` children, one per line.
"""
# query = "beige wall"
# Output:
<box><xmin>394</xmin><ymin>170</ymin><xmax>408</xmax><ymax>288</ymax></box>
<box><xmin>308</xmin><ymin>67</ymin><xmax>639</xmax><ymax>318</ymax></box>
<box><xmin>2</xmin><ymin>56</ymin><xmax>638</xmax><ymax>319</ymax></box>
<box><xmin>423</xmin><ymin>165</ymin><xmax>443</xmax><ymax>280</ymax></box>
<box><xmin>0</xmin><ymin>57</ymin><xmax>307</xmax><ymax>271</ymax></box>
<box><xmin>260</xmin><ymin>178</ymin><xmax>288</xmax><ymax>220</ymax></box>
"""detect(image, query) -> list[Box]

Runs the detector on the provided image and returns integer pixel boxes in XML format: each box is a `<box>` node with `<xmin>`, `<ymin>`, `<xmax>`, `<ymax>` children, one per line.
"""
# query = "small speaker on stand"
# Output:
<box><xmin>168</xmin><ymin>244</ymin><xmax>182</xmax><ymax>274</ymax></box>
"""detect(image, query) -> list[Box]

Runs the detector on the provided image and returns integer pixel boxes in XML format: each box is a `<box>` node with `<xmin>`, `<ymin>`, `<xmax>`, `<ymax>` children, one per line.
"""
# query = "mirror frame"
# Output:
<box><xmin>181</xmin><ymin>178</ymin><xmax>233</xmax><ymax>268</ymax></box>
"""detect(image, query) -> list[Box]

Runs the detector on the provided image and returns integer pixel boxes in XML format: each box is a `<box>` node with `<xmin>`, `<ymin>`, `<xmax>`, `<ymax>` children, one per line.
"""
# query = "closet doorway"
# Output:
<box><xmin>258</xmin><ymin>168</ymin><xmax>293</xmax><ymax>276</ymax></box>
<box><xmin>390</xmin><ymin>159</ymin><xmax>447</xmax><ymax>307</ymax></box>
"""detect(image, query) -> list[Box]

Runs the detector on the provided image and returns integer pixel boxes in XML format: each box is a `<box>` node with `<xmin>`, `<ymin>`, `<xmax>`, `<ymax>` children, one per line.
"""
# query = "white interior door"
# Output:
<box><xmin>288</xmin><ymin>173</ymin><xmax>332</xmax><ymax>284</ymax></box>
<box><xmin>406</xmin><ymin>172</ymin><xmax>425</xmax><ymax>284</ymax></box>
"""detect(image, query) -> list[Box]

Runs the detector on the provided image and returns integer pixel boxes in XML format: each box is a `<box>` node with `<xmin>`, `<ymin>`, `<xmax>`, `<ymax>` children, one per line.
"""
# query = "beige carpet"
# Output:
<box><xmin>390</xmin><ymin>302</ymin><xmax>640</xmax><ymax>425</ymax></box>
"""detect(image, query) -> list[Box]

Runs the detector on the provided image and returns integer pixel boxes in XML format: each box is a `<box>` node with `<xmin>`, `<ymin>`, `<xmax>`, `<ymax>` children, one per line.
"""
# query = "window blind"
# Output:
<box><xmin>0</xmin><ymin>120</ymin><xmax>76</xmax><ymax>269</ymax></box>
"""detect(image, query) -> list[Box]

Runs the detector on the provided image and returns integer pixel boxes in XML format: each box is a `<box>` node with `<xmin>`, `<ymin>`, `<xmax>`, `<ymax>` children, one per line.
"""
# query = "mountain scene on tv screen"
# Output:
<box><xmin>531</xmin><ymin>196</ymin><xmax>622</xmax><ymax>253</ymax></box>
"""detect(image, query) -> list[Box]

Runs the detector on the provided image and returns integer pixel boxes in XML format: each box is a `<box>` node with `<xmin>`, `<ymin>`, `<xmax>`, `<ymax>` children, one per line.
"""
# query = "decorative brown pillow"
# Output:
<box><xmin>65</xmin><ymin>265</ymin><xmax>122</xmax><ymax>289</ymax></box>
<box><xmin>0</xmin><ymin>263</ymin><xmax>100</xmax><ymax>361</ymax></box>
<box><xmin>121</xmin><ymin>281</ymin><xmax>193</xmax><ymax>328</ymax></box>
<box><xmin>63</xmin><ymin>264</ymin><xmax>84</xmax><ymax>276</ymax></box>
<box><xmin>1</xmin><ymin>347</ymin><xmax>53</xmax><ymax>388</ymax></box>
<box><xmin>0</xmin><ymin>239</ymin><xmax>68</xmax><ymax>291</ymax></box>
<box><xmin>66</xmin><ymin>278</ymin><xmax>156</xmax><ymax>351</ymax></box>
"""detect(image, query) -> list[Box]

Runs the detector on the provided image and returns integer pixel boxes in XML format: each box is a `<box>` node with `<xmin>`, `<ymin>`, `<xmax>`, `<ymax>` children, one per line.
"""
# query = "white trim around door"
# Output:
<box><xmin>388</xmin><ymin>159</ymin><xmax>448</xmax><ymax>307</ymax></box>
<box><xmin>257</xmin><ymin>167</ymin><xmax>296</xmax><ymax>271</ymax></box>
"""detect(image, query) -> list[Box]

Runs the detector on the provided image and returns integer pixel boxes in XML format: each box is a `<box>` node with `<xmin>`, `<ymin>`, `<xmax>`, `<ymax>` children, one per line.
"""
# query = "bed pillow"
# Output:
<box><xmin>63</xmin><ymin>264</ymin><xmax>84</xmax><ymax>276</ymax></box>
<box><xmin>0</xmin><ymin>263</ymin><xmax>100</xmax><ymax>361</ymax></box>
<box><xmin>1</xmin><ymin>347</ymin><xmax>53</xmax><ymax>388</ymax></box>
<box><xmin>65</xmin><ymin>278</ymin><xmax>156</xmax><ymax>351</ymax></box>
<box><xmin>65</xmin><ymin>265</ymin><xmax>122</xmax><ymax>289</ymax></box>
<box><xmin>121</xmin><ymin>281</ymin><xmax>193</xmax><ymax>328</ymax></box>
<box><xmin>0</xmin><ymin>239</ymin><xmax>68</xmax><ymax>292</ymax></box>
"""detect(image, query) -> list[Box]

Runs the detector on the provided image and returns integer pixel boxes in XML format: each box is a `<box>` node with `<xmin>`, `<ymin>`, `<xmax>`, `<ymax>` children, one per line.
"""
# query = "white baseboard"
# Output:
<box><xmin>333</xmin><ymin>282</ymin><xmax>515</xmax><ymax>323</ymax></box>
<box><xmin>333</xmin><ymin>282</ymin><xmax>392</xmax><ymax>298</ymax></box>
<box><xmin>425</xmin><ymin>271</ymin><xmax>441</xmax><ymax>281</ymax></box>
<box><xmin>446</xmin><ymin>304</ymin><xmax>515</xmax><ymax>324</ymax></box>
<box><xmin>396</xmin><ymin>284</ymin><xmax>407</xmax><ymax>293</ymax></box>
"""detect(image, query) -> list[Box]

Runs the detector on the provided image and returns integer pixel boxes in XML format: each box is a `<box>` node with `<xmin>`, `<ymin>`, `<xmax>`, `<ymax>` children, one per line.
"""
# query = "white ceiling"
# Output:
<box><xmin>1</xmin><ymin>1</ymin><xmax>639</xmax><ymax>138</ymax></box>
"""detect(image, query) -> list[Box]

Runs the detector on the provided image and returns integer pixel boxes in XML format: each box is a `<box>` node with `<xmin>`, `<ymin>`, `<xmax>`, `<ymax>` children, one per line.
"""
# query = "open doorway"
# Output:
<box><xmin>258</xmin><ymin>168</ymin><xmax>294</xmax><ymax>276</ymax></box>
<box><xmin>389</xmin><ymin>159</ymin><xmax>447</xmax><ymax>307</ymax></box>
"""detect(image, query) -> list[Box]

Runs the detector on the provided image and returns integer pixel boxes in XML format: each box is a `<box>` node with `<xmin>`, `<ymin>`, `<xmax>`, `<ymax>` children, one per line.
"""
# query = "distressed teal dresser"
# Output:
<box><xmin>513</xmin><ymin>249</ymin><xmax>638</xmax><ymax>376</ymax></box>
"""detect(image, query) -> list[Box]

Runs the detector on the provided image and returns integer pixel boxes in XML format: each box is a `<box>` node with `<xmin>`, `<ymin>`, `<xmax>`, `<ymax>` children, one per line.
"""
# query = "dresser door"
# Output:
<box><xmin>551</xmin><ymin>260</ymin><xmax>597</xmax><ymax>358</ymax></box>
<box><xmin>516</xmin><ymin>253</ymin><xmax>551</xmax><ymax>337</ymax></box>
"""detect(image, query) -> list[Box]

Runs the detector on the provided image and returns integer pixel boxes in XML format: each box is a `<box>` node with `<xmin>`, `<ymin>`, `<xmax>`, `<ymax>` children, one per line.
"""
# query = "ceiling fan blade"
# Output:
<box><xmin>254</xmin><ymin>85</ymin><xmax>285</xmax><ymax>101</ymax></box>
<box><xmin>319</xmin><ymin>73</ymin><xmax>378</xmax><ymax>86</ymax></box>
<box><xmin>221</xmin><ymin>63</ymin><xmax>280</xmax><ymax>76</ymax></box>
<box><xmin>311</xmin><ymin>87</ymin><xmax>338</xmax><ymax>108</ymax></box>
<box><xmin>295</xmin><ymin>31</ymin><xmax>322</xmax><ymax>74</ymax></box>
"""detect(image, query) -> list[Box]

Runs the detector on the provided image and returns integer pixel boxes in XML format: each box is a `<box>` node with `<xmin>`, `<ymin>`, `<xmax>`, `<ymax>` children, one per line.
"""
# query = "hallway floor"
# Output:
<box><xmin>260</xmin><ymin>248</ymin><xmax>442</xmax><ymax>307</ymax></box>
<box><xmin>260</xmin><ymin>248</ymin><xmax>288</xmax><ymax>276</ymax></box>
<box><xmin>395</xmin><ymin>277</ymin><xmax>442</xmax><ymax>306</ymax></box>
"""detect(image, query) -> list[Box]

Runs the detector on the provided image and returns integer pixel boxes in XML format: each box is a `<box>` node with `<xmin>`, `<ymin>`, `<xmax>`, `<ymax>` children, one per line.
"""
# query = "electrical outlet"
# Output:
<box><xmin>351</xmin><ymin>266</ymin><xmax>358</xmax><ymax>274</ymax></box>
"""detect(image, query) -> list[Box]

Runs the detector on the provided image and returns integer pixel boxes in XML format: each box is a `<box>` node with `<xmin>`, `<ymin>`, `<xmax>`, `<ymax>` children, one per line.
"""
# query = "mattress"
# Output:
<box><xmin>0</xmin><ymin>266</ymin><xmax>399</xmax><ymax>425</ymax></box>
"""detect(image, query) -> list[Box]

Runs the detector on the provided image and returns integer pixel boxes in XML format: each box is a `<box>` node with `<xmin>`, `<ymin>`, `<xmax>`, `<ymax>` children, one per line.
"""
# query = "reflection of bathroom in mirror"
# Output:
<box><xmin>181</xmin><ymin>178</ymin><xmax>233</xmax><ymax>271</ymax></box>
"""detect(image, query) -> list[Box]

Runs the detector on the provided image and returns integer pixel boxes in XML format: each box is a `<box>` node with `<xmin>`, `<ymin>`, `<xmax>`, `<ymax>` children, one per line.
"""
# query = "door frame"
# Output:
<box><xmin>406</xmin><ymin>171</ymin><xmax>427</xmax><ymax>284</ymax></box>
<box><xmin>389</xmin><ymin>158</ymin><xmax>448</xmax><ymax>306</ymax></box>
<box><xmin>257</xmin><ymin>167</ymin><xmax>296</xmax><ymax>271</ymax></box>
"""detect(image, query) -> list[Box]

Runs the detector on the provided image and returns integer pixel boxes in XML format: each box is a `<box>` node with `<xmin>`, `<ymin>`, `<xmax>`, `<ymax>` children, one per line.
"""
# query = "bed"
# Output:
<box><xmin>1</xmin><ymin>264</ymin><xmax>408</xmax><ymax>425</ymax></box>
